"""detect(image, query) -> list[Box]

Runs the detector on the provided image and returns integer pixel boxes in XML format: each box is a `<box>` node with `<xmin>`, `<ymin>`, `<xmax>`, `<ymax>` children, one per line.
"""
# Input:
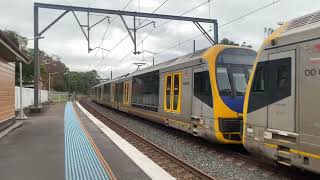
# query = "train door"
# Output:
<box><xmin>191</xmin><ymin>68</ymin><xmax>213</xmax><ymax>119</ymax></box>
<box><xmin>115</xmin><ymin>83</ymin><xmax>119</xmax><ymax>108</ymax></box>
<box><xmin>111</xmin><ymin>84</ymin><xmax>115</xmax><ymax>103</ymax></box>
<box><xmin>123</xmin><ymin>81</ymin><xmax>130</xmax><ymax>105</ymax></box>
<box><xmin>164</xmin><ymin>72</ymin><xmax>182</xmax><ymax>113</ymax></box>
<box><xmin>192</xmin><ymin>68</ymin><xmax>203</xmax><ymax>117</ymax></box>
<box><xmin>267</xmin><ymin>50</ymin><xmax>296</xmax><ymax>132</ymax></box>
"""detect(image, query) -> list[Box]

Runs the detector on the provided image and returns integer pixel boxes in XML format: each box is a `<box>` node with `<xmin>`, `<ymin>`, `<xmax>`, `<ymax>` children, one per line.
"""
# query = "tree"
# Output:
<box><xmin>220</xmin><ymin>38</ymin><xmax>252</xmax><ymax>48</ymax></box>
<box><xmin>65</xmin><ymin>70</ymin><xmax>100</xmax><ymax>94</ymax></box>
<box><xmin>2</xmin><ymin>30</ymin><xmax>34</xmax><ymax>85</ymax></box>
<box><xmin>2</xmin><ymin>29</ymin><xmax>100</xmax><ymax>94</ymax></box>
<box><xmin>220</xmin><ymin>38</ymin><xmax>239</xmax><ymax>46</ymax></box>
<box><xmin>2</xmin><ymin>30</ymin><xmax>28</xmax><ymax>50</ymax></box>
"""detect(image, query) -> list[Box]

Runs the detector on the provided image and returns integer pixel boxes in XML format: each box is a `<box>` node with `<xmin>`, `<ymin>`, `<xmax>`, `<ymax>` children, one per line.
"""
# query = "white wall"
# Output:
<box><xmin>15</xmin><ymin>87</ymin><xmax>48</xmax><ymax>110</ymax></box>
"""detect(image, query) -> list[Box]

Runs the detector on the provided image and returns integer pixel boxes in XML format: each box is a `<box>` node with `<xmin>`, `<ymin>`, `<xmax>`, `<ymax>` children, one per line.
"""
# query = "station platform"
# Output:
<box><xmin>0</xmin><ymin>102</ymin><xmax>174</xmax><ymax>180</ymax></box>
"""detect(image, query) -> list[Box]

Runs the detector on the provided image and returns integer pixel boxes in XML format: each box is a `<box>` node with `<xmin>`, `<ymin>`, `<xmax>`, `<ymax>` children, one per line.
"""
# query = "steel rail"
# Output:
<box><xmin>83</xmin><ymin>100</ymin><xmax>215</xmax><ymax>180</ymax></box>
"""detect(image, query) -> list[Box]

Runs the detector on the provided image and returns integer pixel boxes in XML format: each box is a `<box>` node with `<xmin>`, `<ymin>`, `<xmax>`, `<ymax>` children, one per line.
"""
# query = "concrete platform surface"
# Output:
<box><xmin>0</xmin><ymin>103</ymin><xmax>65</xmax><ymax>180</ymax></box>
<box><xmin>0</xmin><ymin>102</ymin><xmax>168</xmax><ymax>180</ymax></box>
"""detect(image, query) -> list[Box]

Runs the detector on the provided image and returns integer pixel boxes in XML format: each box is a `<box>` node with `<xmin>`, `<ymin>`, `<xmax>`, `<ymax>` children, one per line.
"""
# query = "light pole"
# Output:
<box><xmin>16</xmin><ymin>36</ymin><xmax>44</xmax><ymax>118</ymax></box>
<box><xmin>16</xmin><ymin>61</ymin><xmax>27</xmax><ymax>120</ymax></box>
<box><xmin>48</xmin><ymin>72</ymin><xmax>58</xmax><ymax>101</ymax></box>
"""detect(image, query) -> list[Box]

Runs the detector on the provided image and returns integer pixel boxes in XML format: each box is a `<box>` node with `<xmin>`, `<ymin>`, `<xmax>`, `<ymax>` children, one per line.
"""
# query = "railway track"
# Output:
<box><xmin>81</xmin><ymin>100</ymin><xmax>215</xmax><ymax>180</ymax></box>
<box><xmin>82</xmin><ymin>100</ymin><xmax>319</xmax><ymax>179</ymax></box>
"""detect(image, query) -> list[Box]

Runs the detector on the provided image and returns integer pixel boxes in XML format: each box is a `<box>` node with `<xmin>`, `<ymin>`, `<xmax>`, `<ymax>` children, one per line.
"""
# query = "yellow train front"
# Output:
<box><xmin>92</xmin><ymin>45</ymin><xmax>256</xmax><ymax>144</ymax></box>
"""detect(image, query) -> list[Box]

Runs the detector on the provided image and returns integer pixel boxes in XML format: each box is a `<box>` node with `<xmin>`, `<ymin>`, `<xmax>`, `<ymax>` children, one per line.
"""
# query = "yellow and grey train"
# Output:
<box><xmin>92</xmin><ymin>45</ymin><xmax>256</xmax><ymax>144</ymax></box>
<box><xmin>243</xmin><ymin>11</ymin><xmax>320</xmax><ymax>173</ymax></box>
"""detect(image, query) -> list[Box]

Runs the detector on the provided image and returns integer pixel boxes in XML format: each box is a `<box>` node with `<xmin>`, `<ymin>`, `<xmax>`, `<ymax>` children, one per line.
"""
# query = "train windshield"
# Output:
<box><xmin>216</xmin><ymin>48</ymin><xmax>256</xmax><ymax>97</ymax></box>
<box><xmin>231</xmin><ymin>68</ymin><xmax>247</xmax><ymax>96</ymax></box>
<box><xmin>216</xmin><ymin>67</ymin><xmax>232</xmax><ymax>96</ymax></box>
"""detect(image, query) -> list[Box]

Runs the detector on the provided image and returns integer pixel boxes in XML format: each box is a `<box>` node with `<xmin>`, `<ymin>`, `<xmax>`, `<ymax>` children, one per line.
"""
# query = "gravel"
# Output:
<box><xmin>89</xmin><ymin>102</ymin><xmax>292</xmax><ymax>180</ymax></box>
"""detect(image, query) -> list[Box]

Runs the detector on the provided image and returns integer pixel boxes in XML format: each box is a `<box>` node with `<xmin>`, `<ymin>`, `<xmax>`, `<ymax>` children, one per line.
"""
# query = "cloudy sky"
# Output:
<box><xmin>1</xmin><ymin>0</ymin><xmax>319</xmax><ymax>78</ymax></box>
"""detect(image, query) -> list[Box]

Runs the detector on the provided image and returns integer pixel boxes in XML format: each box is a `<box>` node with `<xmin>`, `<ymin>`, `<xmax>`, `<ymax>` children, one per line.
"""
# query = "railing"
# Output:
<box><xmin>48</xmin><ymin>91</ymin><xmax>70</xmax><ymax>103</ymax></box>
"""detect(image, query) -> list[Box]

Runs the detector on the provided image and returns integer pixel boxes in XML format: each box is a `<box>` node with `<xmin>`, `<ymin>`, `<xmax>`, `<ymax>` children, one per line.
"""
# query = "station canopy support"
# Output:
<box><xmin>33</xmin><ymin>2</ymin><xmax>218</xmax><ymax>108</ymax></box>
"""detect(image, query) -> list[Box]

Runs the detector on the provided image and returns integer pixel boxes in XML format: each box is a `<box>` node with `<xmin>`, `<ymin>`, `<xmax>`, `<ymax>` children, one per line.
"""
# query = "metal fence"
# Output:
<box><xmin>48</xmin><ymin>91</ymin><xmax>70</xmax><ymax>103</ymax></box>
<box><xmin>48</xmin><ymin>91</ymin><xmax>86</xmax><ymax>102</ymax></box>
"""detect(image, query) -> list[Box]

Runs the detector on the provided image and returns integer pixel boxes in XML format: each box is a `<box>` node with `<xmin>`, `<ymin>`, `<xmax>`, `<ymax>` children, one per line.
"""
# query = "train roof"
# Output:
<box><xmin>272</xmin><ymin>10</ymin><xmax>320</xmax><ymax>47</ymax></box>
<box><xmin>284</xmin><ymin>10</ymin><xmax>320</xmax><ymax>34</ymax></box>
<box><xmin>93</xmin><ymin>47</ymin><xmax>209</xmax><ymax>88</ymax></box>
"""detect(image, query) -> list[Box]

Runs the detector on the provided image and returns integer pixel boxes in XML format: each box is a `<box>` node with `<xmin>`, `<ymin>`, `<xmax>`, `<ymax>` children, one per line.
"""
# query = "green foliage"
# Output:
<box><xmin>65</xmin><ymin>70</ymin><xmax>100</xmax><ymax>94</ymax></box>
<box><xmin>2</xmin><ymin>29</ymin><xmax>100</xmax><ymax>94</ymax></box>
<box><xmin>3</xmin><ymin>30</ymin><xmax>28</xmax><ymax>50</ymax></box>
<box><xmin>220</xmin><ymin>38</ymin><xmax>252</xmax><ymax>48</ymax></box>
<box><xmin>220</xmin><ymin>38</ymin><xmax>239</xmax><ymax>46</ymax></box>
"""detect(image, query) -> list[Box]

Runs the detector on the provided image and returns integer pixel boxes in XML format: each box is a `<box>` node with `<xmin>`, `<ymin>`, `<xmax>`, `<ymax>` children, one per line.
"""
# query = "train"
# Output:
<box><xmin>91</xmin><ymin>10</ymin><xmax>320</xmax><ymax>174</ymax></box>
<box><xmin>91</xmin><ymin>44</ymin><xmax>257</xmax><ymax>144</ymax></box>
<box><xmin>243</xmin><ymin>10</ymin><xmax>320</xmax><ymax>174</ymax></box>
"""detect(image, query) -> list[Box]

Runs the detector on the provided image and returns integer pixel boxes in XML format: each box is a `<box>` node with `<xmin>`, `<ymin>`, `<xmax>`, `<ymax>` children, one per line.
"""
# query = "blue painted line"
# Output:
<box><xmin>64</xmin><ymin>102</ymin><xmax>110</xmax><ymax>180</ymax></box>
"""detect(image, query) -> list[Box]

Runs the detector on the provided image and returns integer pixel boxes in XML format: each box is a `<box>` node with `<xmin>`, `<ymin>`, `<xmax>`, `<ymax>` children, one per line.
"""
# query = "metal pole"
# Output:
<box><xmin>133</xmin><ymin>16</ymin><xmax>137</xmax><ymax>54</ymax></box>
<box><xmin>193</xmin><ymin>40</ymin><xmax>196</xmax><ymax>52</ymax></box>
<box><xmin>49</xmin><ymin>74</ymin><xmax>51</xmax><ymax>92</ymax></box>
<box><xmin>214</xmin><ymin>22</ymin><xmax>219</xmax><ymax>44</ymax></box>
<box><xmin>111</xmin><ymin>69</ymin><xmax>112</xmax><ymax>80</ymax></box>
<box><xmin>34</xmin><ymin>6</ymin><xmax>40</xmax><ymax>108</ymax></box>
<box><xmin>16</xmin><ymin>62</ymin><xmax>27</xmax><ymax>120</ymax></box>
<box><xmin>87</xmin><ymin>12</ymin><xmax>90</xmax><ymax>53</ymax></box>
<box><xmin>152</xmin><ymin>57</ymin><xmax>154</xmax><ymax>66</ymax></box>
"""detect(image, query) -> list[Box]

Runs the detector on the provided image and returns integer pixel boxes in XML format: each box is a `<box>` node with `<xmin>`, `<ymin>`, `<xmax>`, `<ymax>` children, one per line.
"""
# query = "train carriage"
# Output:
<box><xmin>92</xmin><ymin>44</ymin><xmax>256</xmax><ymax>144</ymax></box>
<box><xmin>243</xmin><ymin>11</ymin><xmax>320</xmax><ymax>173</ymax></box>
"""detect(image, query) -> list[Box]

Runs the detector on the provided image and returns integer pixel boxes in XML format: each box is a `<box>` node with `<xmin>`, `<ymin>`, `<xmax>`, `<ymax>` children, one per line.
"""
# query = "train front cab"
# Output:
<box><xmin>203</xmin><ymin>45</ymin><xmax>256</xmax><ymax>144</ymax></box>
<box><xmin>243</xmin><ymin>12</ymin><xmax>320</xmax><ymax>174</ymax></box>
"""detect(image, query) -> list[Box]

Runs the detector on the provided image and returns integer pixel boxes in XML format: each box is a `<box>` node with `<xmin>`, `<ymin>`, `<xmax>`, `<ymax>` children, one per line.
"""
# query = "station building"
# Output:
<box><xmin>0</xmin><ymin>30</ymin><xmax>30</xmax><ymax>130</ymax></box>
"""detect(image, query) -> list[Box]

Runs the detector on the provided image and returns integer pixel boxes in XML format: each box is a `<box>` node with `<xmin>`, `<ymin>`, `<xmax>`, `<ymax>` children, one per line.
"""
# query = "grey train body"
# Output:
<box><xmin>244</xmin><ymin>11</ymin><xmax>320</xmax><ymax>174</ymax></box>
<box><xmin>92</xmin><ymin>49</ymin><xmax>219</xmax><ymax>143</ymax></box>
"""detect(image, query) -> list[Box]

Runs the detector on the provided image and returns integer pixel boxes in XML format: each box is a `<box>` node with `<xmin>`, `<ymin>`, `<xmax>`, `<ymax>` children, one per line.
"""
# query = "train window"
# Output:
<box><xmin>111</xmin><ymin>84</ymin><xmax>115</xmax><ymax>102</ymax></box>
<box><xmin>252</xmin><ymin>67</ymin><xmax>265</xmax><ymax>92</ymax></box>
<box><xmin>164</xmin><ymin>72</ymin><xmax>182</xmax><ymax>112</ymax></box>
<box><xmin>165</xmin><ymin>75</ymin><xmax>172</xmax><ymax>111</ymax></box>
<box><xmin>216</xmin><ymin>67</ymin><xmax>232</xmax><ymax>96</ymax></box>
<box><xmin>119</xmin><ymin>82</ymin><xmax>124</xmax><ymax>103</ymax></box>
<box><xmin>123</xmin><ymin>82</ymin><xmax>129</xmax><ymax>104</ymax></box>
<box><xmin>232</xmin><ymin>70</ymin><xmax>247</xmax><ymax>96</ymax></box>
<box><xmin>123</xmin><ymin>82</ymin><xmax>126</xmax><ymax>104</ymax></box>
<box><xmin>132</xmin><ymin>71</ymin><xmax>160</xmax><ymax>111</ymax></box>
<box><xmin>217</xmin><ymin>48</ymin><xmax>256</xmax><ymax>65</ymax></box>
<box><xmin>126</xmin><ymin>83</ymin><xmax>128</xmax><ymax>102</ymax></box>
<box><xmin>115</xmin><ymin>83</ymin><xmax>119</xmax><ymax>102</ymax></box>
<box><xmin>172</xmin><ymin>73</ymin><xmax>181</xmax><ymax>112</ymax></box>
<box><xmin>277</xmin><ymin>65</ymin><xmax>290</xmax><ymax>90</ymax></box>
<box><xmin>97</xmin><ymin>87</ymin><xmax>101</xmax><ymax>99</ymax></box>
<box><xmin>103</xmin><ymin>84</ymin><xmax>110</xmax><ymax>102</ymax></box>
<box><xmin>270</xmin><ymin>58</ymin><xmax>291</xmax><ymax>98</ymax></box>
<box><xmin>248</xmin><ymin>58</ymin><xmax>291</xmax><ymax>113</ymax></box>
<box><xmin>194</xmin><ymin>71</ymin><xmax>213</xmax><ymax>107</ymax></box>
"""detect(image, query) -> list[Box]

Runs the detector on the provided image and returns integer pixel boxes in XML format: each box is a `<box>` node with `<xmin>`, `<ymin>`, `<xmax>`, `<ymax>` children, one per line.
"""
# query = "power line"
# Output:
<box><xmin>219</xmin><ymin>0</ymin><xmax>280</xmax><ymax>28</ymax></box>
<box><xmin>96</xmin><ymin>0</ymin><xmax>171</xmax><ymax>68</ymax></box>
<box><xmin>137</xmin><ymin>0</ymin><xmax>169</xmax><ymax>27</ymax></box>
<box><xmin>87</xmin><ymin>0</ymin><xmax>135</xmax><ymax>71</ymax></box>
<box><xmin>142</xmin><ymin>0</ymin><xmax>281</xmax><ymax>63</ymax></box>
<box><xmin>118</xmin><ymin>0</ymin><xmax>212</xmax><ymax>63</ymax></box>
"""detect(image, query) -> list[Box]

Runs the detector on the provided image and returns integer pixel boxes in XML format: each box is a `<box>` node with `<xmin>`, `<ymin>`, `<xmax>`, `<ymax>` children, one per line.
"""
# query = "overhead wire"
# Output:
<box><xmin>141</xmin><ymin>0</ymin><xmax>281</xmax><ymax>63</ymax></box>
<box><xmin>118</xmin><ymin>0</ymin><xmax>212</xmax><ymax>63</ymax></box>
<box><xmin>137</xmin><ymin>0</ymin><xmax>169</xmax><ymax>27</ymax></box>
<box><xmin>90</xmin><ymin>0</ymin><xmax>140</xmax><ymax>73</ymax></box>
<box><xmin>87</xmin><ymin>0</ymin><xmax>135</xmax><ymax>72</ymax></box>
<box><xmin>95</xmin><ymin>0</ymin><xmax>171</xmax><ymax>70</ymax></box>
